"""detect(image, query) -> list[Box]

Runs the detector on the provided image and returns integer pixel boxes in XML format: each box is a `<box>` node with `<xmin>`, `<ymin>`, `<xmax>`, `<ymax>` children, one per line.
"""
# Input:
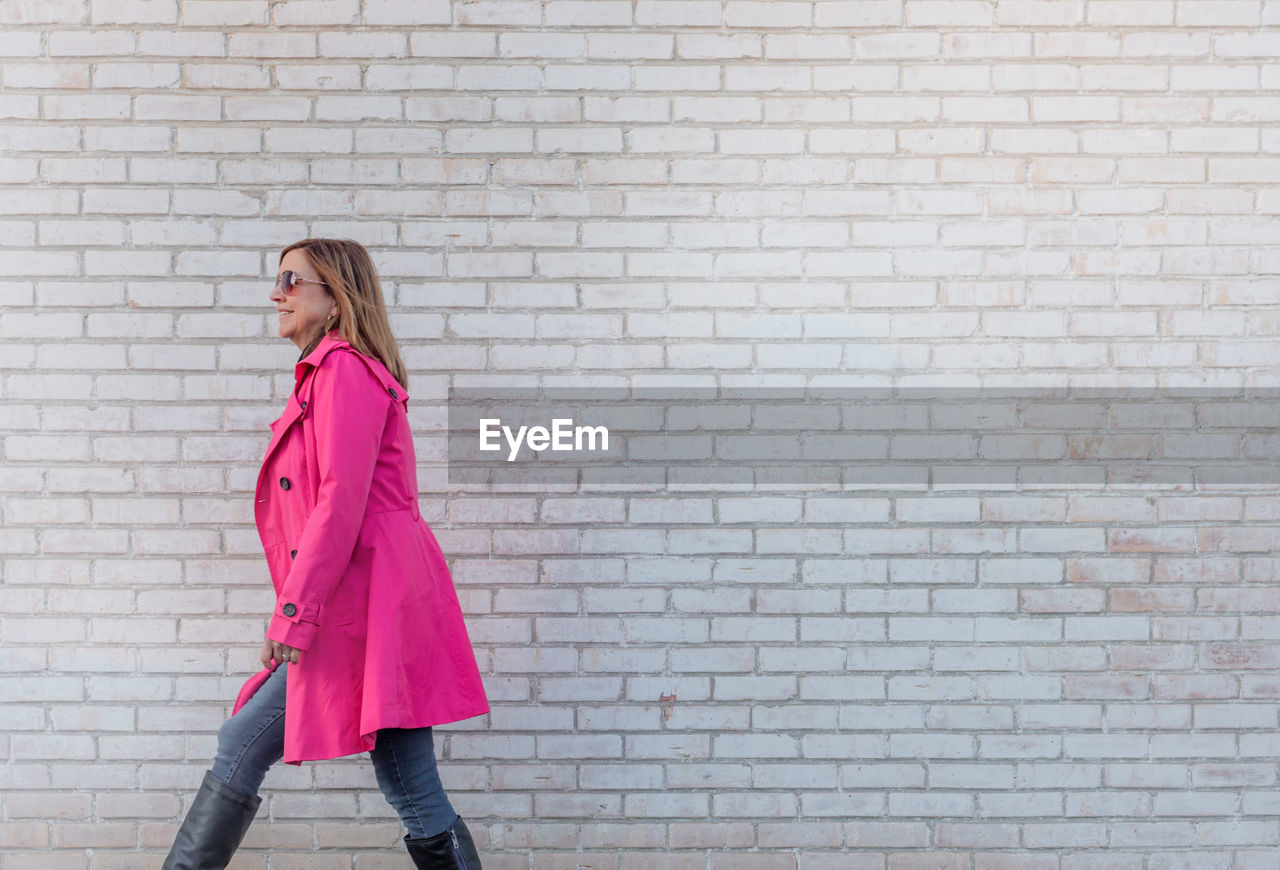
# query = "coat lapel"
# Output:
<box><xmin>260</xmin><ymin>392</ymin><xmax>304</xmax><ymax>469</ymax></box>
<box><xmin>256</xmin><ymin>334</ymin><xmax>346</xmax><ymax>484</ymax></box>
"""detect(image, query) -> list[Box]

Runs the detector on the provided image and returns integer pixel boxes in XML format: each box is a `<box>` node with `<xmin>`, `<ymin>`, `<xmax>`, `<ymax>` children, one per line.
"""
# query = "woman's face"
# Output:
<box><xmin>270</xmin><ymin>249</ymin><xmax>336</xmax><ymax>350</ymax></box>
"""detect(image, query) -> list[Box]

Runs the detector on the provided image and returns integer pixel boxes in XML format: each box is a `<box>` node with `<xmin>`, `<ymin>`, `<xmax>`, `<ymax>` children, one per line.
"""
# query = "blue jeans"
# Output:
<box><xmin>210</xmin><ymin>661</ymin><xmax>459</xmax><ymax>840</ymax></box>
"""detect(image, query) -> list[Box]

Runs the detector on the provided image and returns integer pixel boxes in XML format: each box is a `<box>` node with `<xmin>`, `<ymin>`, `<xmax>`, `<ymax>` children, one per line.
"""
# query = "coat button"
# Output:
<box><xmin>300</xmin><ymin>400</ymin><xmax>307</xmax><ymax>411</ymax></box>
<box><xmin>388</xmin><ymin>387</ymin><xmax>397</xmax><ymax>398</ymax></box>
<box><xmin>290</xmin><ymin>549</ymin><xmax>297</xmax><ymax>559</ymax></box>
<box><xmin>282</xmin><ymin>603</ymin><xmax>296</xmax><ymax>617</ymax></box>
<box><xmin>279</xmin><ymin>476</ymin><xmax>290</xmax><ymax>490</ymax></box>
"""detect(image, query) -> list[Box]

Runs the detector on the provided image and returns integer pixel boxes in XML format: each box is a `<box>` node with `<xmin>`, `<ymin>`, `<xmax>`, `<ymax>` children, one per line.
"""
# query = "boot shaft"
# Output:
<box><xmin>404</xmin><ymin>815</ymin><xmax>483</xmax><ymax>869</ymax></box>
<box><xmin>161</xmin><ymin>769</ymin><xmax>262</xmax><ymax>870</ymax></box>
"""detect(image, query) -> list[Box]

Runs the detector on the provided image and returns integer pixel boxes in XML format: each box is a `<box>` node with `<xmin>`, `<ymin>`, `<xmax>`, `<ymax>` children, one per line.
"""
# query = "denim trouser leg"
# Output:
<box><xmin>210</xmin><ymin>660</ymin><xmax>459</xmax><ymax>839</ymax></box>
<box><xmin>211</xmin><ymin>662</ymin><xmax>288</xmax><ymax>796</ymax></box>
<box><xmin>369</xmin><ymin>726</ymin><xmax>459</xmax><ymax>839</ymax></box>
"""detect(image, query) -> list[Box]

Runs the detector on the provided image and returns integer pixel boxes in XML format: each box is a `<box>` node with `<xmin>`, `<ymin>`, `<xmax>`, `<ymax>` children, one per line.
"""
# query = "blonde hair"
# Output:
<box><xmin>279</xmin><ymin>238</ymin><xmax>408</xmax><ymax>388</ymax></box>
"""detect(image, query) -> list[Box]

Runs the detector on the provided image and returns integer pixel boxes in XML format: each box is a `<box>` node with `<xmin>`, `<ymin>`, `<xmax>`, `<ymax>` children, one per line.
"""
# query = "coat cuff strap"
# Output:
<box><xmin>267</xmin><ymin>597</ymin><xmax>318</xmax><ymax>651</ymax></box>
<box><xmin>266</xmin><ymin>613</ymin><xmax>317</xmax><ymax>651</ymax></box>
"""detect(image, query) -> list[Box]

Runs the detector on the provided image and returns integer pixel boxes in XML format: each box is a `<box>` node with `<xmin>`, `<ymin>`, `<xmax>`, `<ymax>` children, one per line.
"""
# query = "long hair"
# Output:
<box><xmin>278</xmin><ymin>238</ymin><xmax>408</xmax><ymax>388</ymax></box>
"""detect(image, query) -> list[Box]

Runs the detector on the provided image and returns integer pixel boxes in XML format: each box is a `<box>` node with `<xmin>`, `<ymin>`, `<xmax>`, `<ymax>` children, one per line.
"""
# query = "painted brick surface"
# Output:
<box><xmin>2</xmin><ymin>1</ymin><xmax>1279</xmax><ymax>866</ymax></box>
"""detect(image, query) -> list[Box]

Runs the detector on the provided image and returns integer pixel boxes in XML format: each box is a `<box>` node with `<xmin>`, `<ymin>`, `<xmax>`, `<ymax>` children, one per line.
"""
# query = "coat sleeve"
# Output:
<box><xmin>266</xmin><ymin>349</ymin><xmax>389</xmax><ymax>650</ymax></box>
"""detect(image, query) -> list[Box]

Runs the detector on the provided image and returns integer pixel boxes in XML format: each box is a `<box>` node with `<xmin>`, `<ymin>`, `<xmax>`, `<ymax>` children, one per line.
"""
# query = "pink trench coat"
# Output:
<box><xmin>231</xmin><ymin>333</ymin><xmax>489</xmax><ymax>765</ymax></box>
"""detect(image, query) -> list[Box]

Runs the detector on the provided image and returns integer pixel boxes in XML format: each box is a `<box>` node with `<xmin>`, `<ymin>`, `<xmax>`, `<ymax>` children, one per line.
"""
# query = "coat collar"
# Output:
<box><xmin>294</xmin><ymin>331</ymin><xmax>409</xmax><ymax>402</ymax></box>
<box><xmin>294</xmin><ymin>330</ymin><xmax>347</xmax><ymax>383</ymax></box>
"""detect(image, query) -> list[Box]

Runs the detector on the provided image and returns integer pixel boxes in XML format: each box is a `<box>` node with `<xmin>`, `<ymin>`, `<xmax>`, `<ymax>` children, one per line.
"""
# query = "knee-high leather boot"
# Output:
<box><xmin>161</xmin><ymin>769</ymin><xmax>262</xmax><ymax>869</ymax></box>
<box><xmin>404</xmin><ymin>815</ymin><xmax>483</xmax><ymax>869</ymax></box>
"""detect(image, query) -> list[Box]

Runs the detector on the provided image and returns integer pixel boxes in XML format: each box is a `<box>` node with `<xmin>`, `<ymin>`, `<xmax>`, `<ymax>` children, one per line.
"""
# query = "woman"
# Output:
<box><xmin>162</xmin><ymin>238</ymin><xmax>489</xmax><ymax>869</ymax></box>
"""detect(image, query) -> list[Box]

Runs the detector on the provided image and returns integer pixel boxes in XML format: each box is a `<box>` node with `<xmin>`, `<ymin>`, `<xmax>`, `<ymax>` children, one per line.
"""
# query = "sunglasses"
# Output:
<box><xmin>274</xmin><ymin>270</ymin><xmax>329</xmax><ymax>295</ymax></box>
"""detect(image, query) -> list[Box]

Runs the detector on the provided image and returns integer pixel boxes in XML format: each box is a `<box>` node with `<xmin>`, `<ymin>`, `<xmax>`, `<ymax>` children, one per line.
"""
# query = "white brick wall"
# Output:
<box><xmin>3</xmin><ymin>0</ymin><xmax>1280</xmax><ymax>865</ymax></box>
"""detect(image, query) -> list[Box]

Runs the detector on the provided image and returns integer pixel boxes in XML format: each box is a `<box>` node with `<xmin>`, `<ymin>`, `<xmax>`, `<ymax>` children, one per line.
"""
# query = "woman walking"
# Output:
<box><xmin>162</xmin><ymin>238</ymin><xmax>489</xmax><ymax>869</ymax></box>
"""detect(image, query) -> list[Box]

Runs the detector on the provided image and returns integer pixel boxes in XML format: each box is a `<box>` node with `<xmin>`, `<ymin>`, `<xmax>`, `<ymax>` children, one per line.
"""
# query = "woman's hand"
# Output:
<box><xmin>262</xmin><ymin>636</ymin><xmax>300</xmax><ymax>667</ymax></box>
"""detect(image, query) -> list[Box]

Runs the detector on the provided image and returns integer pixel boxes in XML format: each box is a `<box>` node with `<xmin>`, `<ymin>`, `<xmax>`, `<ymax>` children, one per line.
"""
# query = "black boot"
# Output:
<box><xmin>404</xmin><ymin>815</ymin><xmax>483</xmax><ymax>869</ymax></box>
<box><xmin>161</xmin><ymin>769</ymin><xmax>262</xmax><ymax>869</ymax></box>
